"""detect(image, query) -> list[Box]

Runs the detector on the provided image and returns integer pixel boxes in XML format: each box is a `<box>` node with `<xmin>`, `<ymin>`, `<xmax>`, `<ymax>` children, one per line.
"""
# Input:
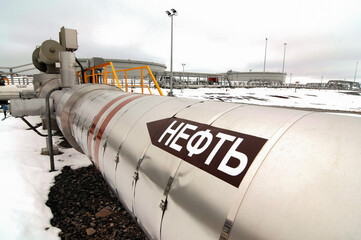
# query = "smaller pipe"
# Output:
<box><xmin>20</xmin><ymin>117</ymin><xmax>47</xmax><ymax>137</ymax></box>
<box><xmin>46</xmin><ymin>86</ymin><xmax>67</xmax><ymax>172</ymax></box>
<box><xmin>75</xmin><ymin>57</ymin><xmax>85</xmax><ymax>84</ymax></box>
<box><xmin>60</xmin><ymin>52</ymin><xmax>78</xmax><ymax>87</ymax></box>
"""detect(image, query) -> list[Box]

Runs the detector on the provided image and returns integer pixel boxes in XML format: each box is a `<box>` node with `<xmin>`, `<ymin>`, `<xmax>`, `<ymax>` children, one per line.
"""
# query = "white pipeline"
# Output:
<box><xmin>52</xmin><ymin>84</ymin><xmax>361</xmax><ymax>240</ymax></box>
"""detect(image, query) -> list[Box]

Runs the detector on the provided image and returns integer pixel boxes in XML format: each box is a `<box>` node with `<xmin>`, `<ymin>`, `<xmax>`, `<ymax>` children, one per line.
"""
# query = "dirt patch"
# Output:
<box><xmin>46</xmin><ymin>165</ymin><xmax>148</xmax><ymax>240</ymax></box>
<box><xmin>58</xmin><ymin>137</ymin><xmax>73</xmax><ymax>149</ymax></box>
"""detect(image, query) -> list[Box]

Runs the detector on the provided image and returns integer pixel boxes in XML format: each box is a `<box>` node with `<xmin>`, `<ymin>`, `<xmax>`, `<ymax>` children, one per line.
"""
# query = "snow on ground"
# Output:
<box><xmin>0</xmin><ymin>116</ymin><xmax>90</xmax><ymax>240</ymax></box>
<box><xmin>155</xmin><ymin>87</ymin><xmax>361</xmax><ymax>112</ymax></box>
<box><xmin>0</xmin><ymin>87</ymin><xmax>360</xmax><ymax>239</ymax></box>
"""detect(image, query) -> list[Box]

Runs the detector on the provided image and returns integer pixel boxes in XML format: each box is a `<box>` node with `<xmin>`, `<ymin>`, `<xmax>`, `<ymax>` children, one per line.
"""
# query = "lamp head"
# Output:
<box><xmin>171</xmin><ymin>8</ymin><xmax>178</xmax><ymax>16</ymax></box>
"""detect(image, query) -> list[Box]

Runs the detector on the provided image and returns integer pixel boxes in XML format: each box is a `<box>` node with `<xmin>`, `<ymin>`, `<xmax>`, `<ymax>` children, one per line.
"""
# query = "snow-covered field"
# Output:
<box><xmin>0</xmin><ymin>87</ymin><xmax>360</xmax><ymax>239</ymax></box>
<box><xmin>160</xmin><ymin>87</ymin><xmax>361</xmax><ymax>112</ymax></box>
<box><xmin>0</xmin><ymin>117</ymin><xmax>90</xmax><ymax>239</ymax></box>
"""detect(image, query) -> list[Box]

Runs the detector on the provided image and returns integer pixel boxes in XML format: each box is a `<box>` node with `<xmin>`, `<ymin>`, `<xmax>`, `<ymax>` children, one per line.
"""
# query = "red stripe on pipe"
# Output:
<box><xmin>94</xmin><ymin>95</ymin><xmax>145</xmax><ymax>168</ymax></box>
<box><xmin>87</xmin><ymin>94</ymin><xmax>131</xmax><ymax>160</ymax></box>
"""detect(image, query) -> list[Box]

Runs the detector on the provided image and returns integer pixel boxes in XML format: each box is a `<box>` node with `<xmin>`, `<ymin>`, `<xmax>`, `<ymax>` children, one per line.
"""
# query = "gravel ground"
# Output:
<box><xmin>46</xmin><ymin>165</ymin><xmax>149</xmax><ymax>240</ymax></box>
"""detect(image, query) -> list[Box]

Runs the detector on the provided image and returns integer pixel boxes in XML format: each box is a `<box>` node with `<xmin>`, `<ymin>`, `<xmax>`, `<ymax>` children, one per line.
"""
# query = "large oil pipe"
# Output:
<box><xmin>51</xmin><ymin>84</ymin><xmax>361</xmax><ymax>240</ymax></box>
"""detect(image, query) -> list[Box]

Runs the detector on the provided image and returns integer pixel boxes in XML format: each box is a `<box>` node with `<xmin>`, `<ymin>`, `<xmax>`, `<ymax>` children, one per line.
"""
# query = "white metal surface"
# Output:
<box><xmin>59</xmin><ymin>52</ymin><xmax>77</xmax><ymax>87</ymax></box>
<box><xmin>119</xmin><ymin>97</ymin><xmax>201</xmax><ymax>238</ymax></box>
<box><xmin>0</xmin><ymin>85</ymin><xmax>23</xmax><ymax>100</ymax></box>
<box><xmin>230</xmin><ymin>112</ymin><xmax>361</xmax><ymax>240</ymax></box>
<box><xmin>10</xmin><ymin>98</ymin><xmax>50</xmax><ymax>117</ymax></box>
<box><xmin>52</xmin><ymin>84</ymin><xmax>361</xmax><ymax>240</ymax></box>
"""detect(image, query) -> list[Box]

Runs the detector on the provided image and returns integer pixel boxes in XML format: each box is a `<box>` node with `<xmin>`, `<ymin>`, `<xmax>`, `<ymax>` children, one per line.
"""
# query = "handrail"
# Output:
<box><xmin>76</xmin><ymin>62</ymin><xmax>163</xmax><ymax>96</ymax></box>
<box><xmin>4</xmin><ymin>78</ymin><xmax>9</xmax><ymax>85</ymax></box>
<box><xmin>114</xmin><ymin>66</ymin><xmax>163</xmax><ymax>95</ymax></box>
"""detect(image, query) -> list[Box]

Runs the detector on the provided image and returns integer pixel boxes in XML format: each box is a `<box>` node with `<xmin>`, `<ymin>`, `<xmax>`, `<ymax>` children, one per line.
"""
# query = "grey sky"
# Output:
<box><xmin>1</xmin><ymin>0</ymin><xmax>360</xmax><ymax>83</ymax></box>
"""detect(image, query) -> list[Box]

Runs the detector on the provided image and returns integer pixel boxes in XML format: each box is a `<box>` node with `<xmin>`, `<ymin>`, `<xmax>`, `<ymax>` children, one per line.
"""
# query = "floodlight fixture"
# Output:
<box><xmin>171</xmin><ymin>9</ymin><xmax>178</xmax><ymax>15</ymax></box>
<box><xmin>166</xmin><ymin>10</ymin><xmax>171</xmax><ymax>16</ymax></box>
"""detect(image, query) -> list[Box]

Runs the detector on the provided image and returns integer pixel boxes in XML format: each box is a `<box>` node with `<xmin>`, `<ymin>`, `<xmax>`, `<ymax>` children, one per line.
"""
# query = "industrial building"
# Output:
<box><xmin>74</xmin><ymin>57</ymin><xmax>286</xmax><ymax>88</ymax></box>
<box><xmin>77</xmin><ymin>58</ymin><xmax>166</xmax><ymax>77</ymax></box>
<box><xmin>2</xmin><ymin>56</ymin><xmax>286</xmax><ymax>88</ymax></box>
<box><xmin>227</xmin><ymin>71</ymin><xmax>286</xmax><ymax>86</ymax></box>
<box><xmin>76</xmin><ymin>57</ymin><xmax>286</xmax><ymax>88</ymax></box>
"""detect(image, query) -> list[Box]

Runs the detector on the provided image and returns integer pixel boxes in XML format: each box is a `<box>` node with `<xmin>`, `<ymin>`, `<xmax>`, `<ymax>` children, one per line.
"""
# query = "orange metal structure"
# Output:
<box><xmin>77</xmin><ymin>62</ymin><xmax>163</xmax><ymax>96</ymax></box>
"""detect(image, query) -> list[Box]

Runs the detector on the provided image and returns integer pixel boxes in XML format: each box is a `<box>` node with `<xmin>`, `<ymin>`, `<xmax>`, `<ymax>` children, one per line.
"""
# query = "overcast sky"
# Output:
<box><xmin>1</xmin><ymin>0</ymin><xmax>360</xmax><ymax>83</ymax></box>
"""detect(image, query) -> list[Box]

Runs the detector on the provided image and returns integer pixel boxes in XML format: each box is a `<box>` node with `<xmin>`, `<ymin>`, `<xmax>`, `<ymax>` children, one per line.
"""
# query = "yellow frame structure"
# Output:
<box><xmin>76</xmin><ymin>62</ymin><xmax>163</xmax><ymax>96</ymax></box>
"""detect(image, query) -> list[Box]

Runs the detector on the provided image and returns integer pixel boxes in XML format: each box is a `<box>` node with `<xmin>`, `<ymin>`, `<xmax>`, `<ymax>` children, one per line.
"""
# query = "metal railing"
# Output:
<box><xmin>1</xmin><ymin>76</ymin><xmax>32</xmax><ymax>85</ymax></box>
<box><xmin>0</xmin><ymin>63</ymin><xmax>35</xmax><ymax>84</ymax></box>
<box><xmin>77</xmin><ymin>62</ymin><xmax>163</xmax><ymax>96</ymax></box>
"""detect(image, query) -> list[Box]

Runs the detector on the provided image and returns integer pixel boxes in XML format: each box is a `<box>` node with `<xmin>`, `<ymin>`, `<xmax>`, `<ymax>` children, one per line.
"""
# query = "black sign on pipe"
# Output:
<box><xmin>147</xmin><ymin>117</ymin><xmax>267</xmax><ymax>188</ymax></box>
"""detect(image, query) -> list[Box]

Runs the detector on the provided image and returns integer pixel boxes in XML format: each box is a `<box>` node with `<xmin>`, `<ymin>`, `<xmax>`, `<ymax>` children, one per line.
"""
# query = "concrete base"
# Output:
<box><xmin>41</xmin><ymin>116</ymin><xmax>59</xmax><ymax>131</ymax></box>
<box><xmin>41</xmin><ymin>146</ymin><xmax>60</xmax><ymax>155</ymax></box>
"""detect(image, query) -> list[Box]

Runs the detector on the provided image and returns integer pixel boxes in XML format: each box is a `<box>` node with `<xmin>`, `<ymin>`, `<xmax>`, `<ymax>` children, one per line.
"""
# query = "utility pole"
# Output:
<box><xmin>182</xmin><ymin>63</ymin><xmax>186</xmax><ymax>87</ymax></box>
<box><xmin>281</xmin><ymin>43</ymin><xmax>287</xmax><ymax>83</ymax></box>
<box><xmin>290</xmin><ymin>73</ymin><xmax>293</xmax><ymax>84</ymax></box>
<box><xmin>263</xmin><ymin>38</ymin><xmax>268</xmax><ymax>82</ymax></box>
<box><xmin>354</xmin><ymin>61</ymin><xmax>358</xmax><ymax>82</ymax></box>
<box><xmin>263</xmin><ymin>38</ymin><xmax>268</xmax><ymax>73</ymax></box>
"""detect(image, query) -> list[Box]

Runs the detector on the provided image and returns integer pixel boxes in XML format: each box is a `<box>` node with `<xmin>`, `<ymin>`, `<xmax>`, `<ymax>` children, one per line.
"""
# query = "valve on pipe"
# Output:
<box><xmin>12</xmin><ymin>27</ymin><xmax>79</xmax><ymax>117</ymax></box>
<box><xmin>10</xmin><ymin>27</ymin><xmax>80</xmax><ymax>171</ymax></box>
<box><xmin>32</xmin><ymin>27</ymin><xmax>78</xmax><ymax>75</ymax></box>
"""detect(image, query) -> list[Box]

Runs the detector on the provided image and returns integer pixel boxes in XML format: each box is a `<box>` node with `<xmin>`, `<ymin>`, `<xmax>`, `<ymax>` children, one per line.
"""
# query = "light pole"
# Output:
<box><xmin>263</xmin><ymin>38</ymin><xmax>268</xmax><ymax>81</ymax></box>
<box><xmin>321</xmin><ymin>76</ymin><xmax>324</xmax><ymax>89</ymax></box>
<box><xmin>263</xmin><ymin>38</ymin><xmax>268</xmax><ymax>73</ymax></box>
<box><xmin>166</xmin><ymin>9</ymin><xmax>178</xmax><ymax>96</ymax></box>
<box><xmin>281</xmin><ymin>43</ymin><xmax>287</xmax><ymax>83</ymax></box>
<box><xmin>354</xmin><ymin>61</ymin><xmax>358</xmax><ymax>82</ymax></box>
<box><xmin>290</xmin><ymin>73</ymin><xmax>293</xmax><ymax>84</ymax></box>
<box><xmin>182</xmin><ymin>63</ymin><xmax>186</xmax><ymax>86</ymax></box>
